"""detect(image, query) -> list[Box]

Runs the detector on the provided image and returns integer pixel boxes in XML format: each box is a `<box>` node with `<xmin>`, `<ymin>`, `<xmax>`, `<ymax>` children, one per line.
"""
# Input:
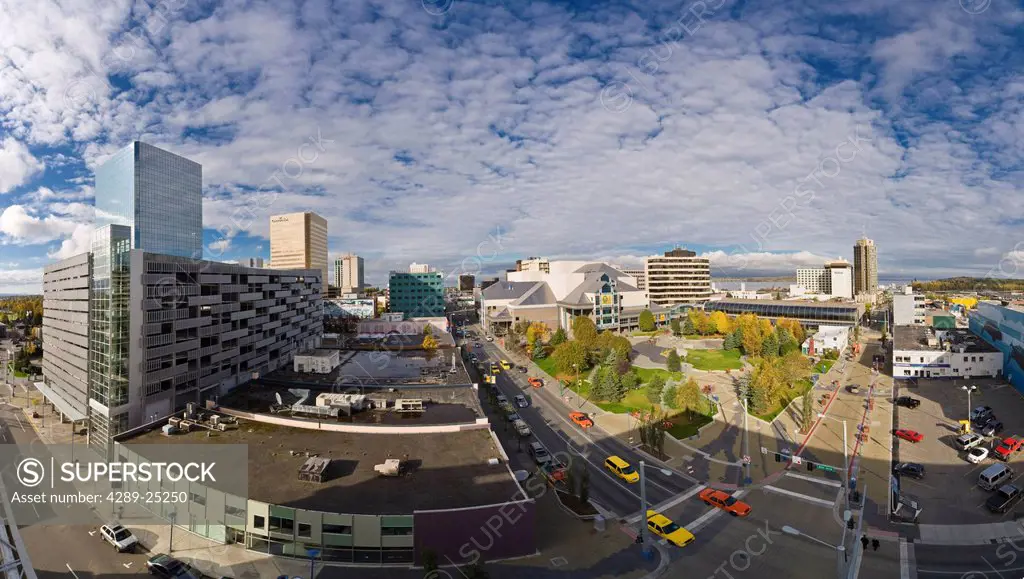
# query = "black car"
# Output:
<box><xmin>971</xmin><ymin>406</ymin><xmax>995</xmax><ymax>421</ymax></box>
<box><xmin>982</xmin><ymin>421</ymin><xmax>1005</xmax><ymax>437</ymax></box>
<box><xmin>986</xmin><ymin>485</ymin><xmax>1024</xmax><ymax>514</ymax></box>
<box><xmin>893</xmin><ymin>462</ymin><xmax>926</xmax><ymax>479</ymax></box>
<box><xmin>146</xmin><ymin>554</ymin><xmax>202</xmax><ymax>578</ymax></box>
<box><xmin>973</xmin><ymin>414</ymin><xmax>998</xmax><ymax>429</ymax></box>
<box><xmin>896</xmin><ymin>396</ymin><xmax>921</xmax><ymax>409</ymax></box>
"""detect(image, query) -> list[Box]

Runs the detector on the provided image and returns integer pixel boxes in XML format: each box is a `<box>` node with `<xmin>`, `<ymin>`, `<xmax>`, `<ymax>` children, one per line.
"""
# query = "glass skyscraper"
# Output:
<box><xmin>95</xmin><ymin>141</ymin><xmax>203</xmax><ymax>258</ymax></box>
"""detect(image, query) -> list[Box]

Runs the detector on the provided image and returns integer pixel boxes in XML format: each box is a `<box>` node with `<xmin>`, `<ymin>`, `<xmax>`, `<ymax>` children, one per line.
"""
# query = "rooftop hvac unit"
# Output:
<box><xmin>168</xmin><ymin>417</ymin><xmax>181</xmax><ymax>427</ymax></box>
<box><xmin>297</xmin><ymin>457</ymin><xmax>331</xmax><ymax>483</ymax></box>
<box><xmin>374</xmin><ymin>459</ymin><xmax>402</xmax><ymax>477</ymax></box>
<box><xmin>394</xmin><ymin>399</ymin><xmax>424</xmax><ymax>413</ymax></box>
<box><xmin>185</xmin><ymin>402</ymin><xmax>196</xmax><ymax>418</ymax></box>
<box><xmin>161</xmin><ymin>424</ymin><xmax>178</xmax><ymax>436</ymax></box>
<box><xmin>178</xmin><ymin>420</ymin><xmax>193</xmax><ymax>432</ymax></box>
<box><xmin>210</xmin><ymin>415</ymin><xmax>220</xmax><ymax>426</ymax></box>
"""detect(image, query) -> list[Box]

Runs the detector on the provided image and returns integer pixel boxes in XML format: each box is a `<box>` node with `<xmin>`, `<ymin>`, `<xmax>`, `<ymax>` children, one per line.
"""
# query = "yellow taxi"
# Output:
<box><xmin>604</xmin><ymin>455</ymin><xmax>640</xmax><ymax>483</ymax></box>
<box><xmin>491</xmin><ymin>364</ymin><xmax>501</xmax><ymax>375</ymax></box>
<box><xmin>500</xmin><ymin>360</ymin><xmax>512</xmax><ymax>370</ymax></box>
<box><xmin>646</xmin><ymin>510</ymin><xmax>695</xmax><ymax>548</ymax></box>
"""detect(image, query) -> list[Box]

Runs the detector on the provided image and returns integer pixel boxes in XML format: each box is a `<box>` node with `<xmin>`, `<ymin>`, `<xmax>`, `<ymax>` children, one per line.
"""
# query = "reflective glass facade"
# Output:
<box><xmin>88</xmin><ymin>225</ymin><xmax>132</xmax><ymax>456</ymax></box>
<box><xmin>388</xmin><ymin>272</ymin><xmax>445</xmax><ymax>318</ymax></box>
<box><xmin>95</xmin><ymin>142</ymin><xmax>202</xmax><ymax>259</ymax></box>
<box><xmin>705</xmin><ymin>300</ymin><xmax>861</xmax><ymax>326</ymax></box>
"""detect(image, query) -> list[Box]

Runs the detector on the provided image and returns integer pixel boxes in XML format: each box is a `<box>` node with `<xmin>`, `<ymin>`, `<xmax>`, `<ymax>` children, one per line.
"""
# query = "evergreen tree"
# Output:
<box><xmin>723</xmin><ymin>331</ymin><xmax>739</xmax><ymax>351</ymax></box>
<box><xmin>760</xmin><ymin>331</ymin><xmax>780</xmax><ymax>358</ymax></box>
<box><xmin>550</xmin><ymin>327</ymin><xmax>568</xmax><ymax>346</ymax></box>
<box><xmin>670</xmin><ymin>317</ymin><xmax>682</xmax><ymax>337</ymax></box>
<box><xmin>621</xmin><ymin>371</ymin><xmax>639</xmax><ymax>391</ymax></box>
<box><xmin>666</xmin><ymin>349</ymin><xmax>682</xmax><ymax>372</ymax></box>
<box><xmin>682</xmin><ymin>315</ymin><xmax>696</xmax><ymax>336</ymax></box>
<box><xmin>663</xmin><ymin>384</ymin><xmax>680</xmax><ymax>409</ymax></box>
<box><xmin>800</xmin><ymin>388</ymin><xmax>815</xmax><ymax>433</ymax></box>
<box><xmin>645</xmin><ymin>374</ymin><xmax>666</xmax><ymax>404</ymax></box>
<box><xmin>777</xmin><ymin>327</ymin><xmax>799</xmax><ymax>356</ymax></box>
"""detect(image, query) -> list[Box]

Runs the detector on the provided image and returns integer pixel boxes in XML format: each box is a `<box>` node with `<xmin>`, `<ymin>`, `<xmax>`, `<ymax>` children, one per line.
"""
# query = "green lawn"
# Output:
<box><xmin>594</xmin><ymin>389</ymin><xmax>655</xmax><ymax>414</ymax></box>
<box><xmin>630</xmin><ymin>329</ymin><xmax>662</xmax><ymax>337</ymax></box>
<box><xmin>633</xmin><ymin>367</ymin><xmax>684</xmax><ymax>384</ymax></box>
<box><xmin>814</xmin><ymin>359</ymin><xmax>835</xmax><ymax>374</ymax></box>
<box><xmin>753</xmin><ymin>378</ymin><xmax>814</xmax><ymax>422</ymax></box>
<box><xmin>666</xmin><ymin>410</ymin><xmax>715</xmax><ymax>439</ymax></box>
<box><xmin>684</xmin><ymin>349</ymin><xmax>743</xmax><ymax>371</ymax></box>
<box><xmin>533</xmin><ymin>356</ymin><xmax>560</xmax><ymax>379</ymax></box>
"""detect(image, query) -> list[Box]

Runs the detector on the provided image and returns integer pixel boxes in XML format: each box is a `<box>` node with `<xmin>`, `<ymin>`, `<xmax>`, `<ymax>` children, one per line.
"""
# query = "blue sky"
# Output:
<box><xmin>0</xmin><ymin>0</ymin><xmax>1022</xmax><ymax>293</ymax></box>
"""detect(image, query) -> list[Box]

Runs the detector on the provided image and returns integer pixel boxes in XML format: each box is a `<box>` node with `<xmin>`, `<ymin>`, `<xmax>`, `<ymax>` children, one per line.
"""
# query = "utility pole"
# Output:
<box><xmin>639</xmin><ymin>461</ymin><xmax>650</xmax><ymax>557</ymax></box>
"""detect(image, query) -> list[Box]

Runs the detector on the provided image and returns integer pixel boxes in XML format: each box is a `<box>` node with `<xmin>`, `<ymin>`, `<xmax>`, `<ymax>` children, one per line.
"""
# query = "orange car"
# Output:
<box><xmin>569</xmin><ymin>412</ymin><xmax>593</xmax><ymax>428</ymax></box>
<box><xmin>698</xmin><ymin>488</ymin><xmax>751</xmax><ymax>517</ymax></box>
<box><xmin>528</xmin><ymin>377</ymin><xmax>543</xmax><ymax>388</ymax></box>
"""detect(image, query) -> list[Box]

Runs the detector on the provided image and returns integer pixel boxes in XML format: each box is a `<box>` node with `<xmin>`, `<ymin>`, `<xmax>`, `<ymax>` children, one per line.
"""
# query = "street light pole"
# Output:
<box><xmin>819</xmin><ymin>413</ymin><xmax>849</xmax><ymax>507</ymax></box>
<box><xmin>639</xmin><ymin>460</ymin><xmax>649</xmax><ymax>557</ymax></box>
<box><xmin>781</xmin><ymin>525</ymin><xmax>846</xmax><ymax>579</ymax></box>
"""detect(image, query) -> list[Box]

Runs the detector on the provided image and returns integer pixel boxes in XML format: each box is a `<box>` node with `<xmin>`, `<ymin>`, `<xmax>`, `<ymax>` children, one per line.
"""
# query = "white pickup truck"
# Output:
<box><xmin>514</xmin><ymin>419</ymin><xmax>531</xmax><ymax>437</ymax></box>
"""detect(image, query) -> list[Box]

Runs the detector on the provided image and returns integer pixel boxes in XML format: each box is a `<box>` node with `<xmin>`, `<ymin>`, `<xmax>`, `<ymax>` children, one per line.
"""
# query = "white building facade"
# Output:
<box><xmin>892</xmin><ymin>290</ymin><xmax>926</xmax><ymax>326</ymax></box>
<box><xmin>802</xmin><ymin>325</ymin><xmax>850</xmax><ymax>356</ymax></box>
<box><xmin>294</xmin><ymin>349</ymin><xmax>341</xmax><ymax>374</ymax></box>
<box><xmin>893</xmin><ymin>326</ymin><xmax>1003</xmax><ymax>379</ymax></box>
<box><xmin>644</xmin><ymin>248</ymin><xmax>711</xmax><ymax>306</ymax></box>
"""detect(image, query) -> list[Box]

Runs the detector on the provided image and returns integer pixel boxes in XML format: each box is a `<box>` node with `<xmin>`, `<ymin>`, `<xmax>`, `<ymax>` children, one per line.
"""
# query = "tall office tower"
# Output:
<box><xmin>825</xmin><ymin>260</ymin><xmax>853</xmax><ymax>299</ymax></box>
<box><xmin>389</xmin><ymin>271</ymin><xmax>445</xmax><ymax>318</ymax></box>
<box><xmin>335</xmin><ymin>253</ymin><xmax>365</xmax><ymax>294</ymax></box>
<box><xmin>270</xmin><ymin>212</ymin><xmax>329</xmax><ymax>283</ymax></box>
<box><xmin>644</xmin><ymin>248</ymin><xmax>712</xmax><ymax>306</ymax></box>
<box><xmin>622</xmin><ymin>268</ymin><xmax>646</xmax><ymax>290</ymax></box>
<box><xmin>853</xmin><ymin>237</ymin><xmax>879</xmax><ymax>295</ymax></box>
<box><xmin>94</xmin><ymin>141</ymin><xmax>203</xmax><ymax>258</ymax></box>
<box><xmin>245</xmin><ymin>257</ymin><xmax>264</xmax><ymax>268</ymax></box>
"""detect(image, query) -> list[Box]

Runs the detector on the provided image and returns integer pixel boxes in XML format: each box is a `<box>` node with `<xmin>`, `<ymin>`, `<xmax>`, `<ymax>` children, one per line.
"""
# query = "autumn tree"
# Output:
<box><xmin>800</xmin><ymin>388</ymin><xmax>815</xmax><ymax>433</ymax></box>
<box><xmin>709</xmin><ymin>311</ymin><xmax>732</xmax><ymax>335</ymax></box>
<box><xmin>776</xmin><ymin>318</ymin><xmax>806</xmax><ymax>346</ymax></box>
<box><xmin>553</xmin><ymin>340</ymin><xmax>589</xmax><ymax>375</ymax></box>
<box><xmin>663</xmin><ymin>383</ymin><xmax>680</xmax><ymax>409</ymax></box>
<box><xmin>676</xmin><ymin>377</ymin><xmax>701</xmax><ymax>418</ymax></box>
<box><xmin>421</xmin><ymin>334</ymin><xmax>439</xmax><ymax>350</ymax></box>
<box><xmin>572</xmin><ymin>316</ymin><xmax>598</xmax><ymax>349</ymax></box>
<box><xmin>526</xmin><ymin>321</ymin><xmax>549</xmax><ymax>350</ymax></box>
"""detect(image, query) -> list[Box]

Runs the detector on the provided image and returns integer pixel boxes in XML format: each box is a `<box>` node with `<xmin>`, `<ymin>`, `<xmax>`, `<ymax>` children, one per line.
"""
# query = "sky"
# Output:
<box><xmin>0</xmin><ymin>0</ymin><xmax>1022</xmax><ymax>294</ymax></box>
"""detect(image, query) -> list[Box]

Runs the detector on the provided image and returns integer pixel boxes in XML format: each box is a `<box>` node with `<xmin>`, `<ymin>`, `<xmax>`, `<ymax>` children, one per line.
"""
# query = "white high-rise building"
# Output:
<box><xmin>644</xmin><ymin>248</ymin><xmax>712</xmax><ymax>306</ymax></box>
<box><xmin>794</xmin><ymin>260</ymin><xmax>853</xmax><ymax>298</ymax></box>
<box><xmin>409</xmin><ymin>262</ymin><xmax>430</xmax><ymax>273</ymax></box>
<box><xmin>335</xmin><ymin>253</ymin><xmax>365</xmax><ymax>294</ymax></box>
<box><xmin>622</xmin><ymin>268</ymin><xmax>646</xmax><ymax>290</ymax></box>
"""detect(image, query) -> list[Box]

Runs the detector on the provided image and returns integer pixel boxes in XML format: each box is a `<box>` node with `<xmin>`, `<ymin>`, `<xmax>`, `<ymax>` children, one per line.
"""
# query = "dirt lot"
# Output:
<box><xmin>894</xmin><ymin>378</ymin><xmax>1024</xmax><ymax>524</ymax></box>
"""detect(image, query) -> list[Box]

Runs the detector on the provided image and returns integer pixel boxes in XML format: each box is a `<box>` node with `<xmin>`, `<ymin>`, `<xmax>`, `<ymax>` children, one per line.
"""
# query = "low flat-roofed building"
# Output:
<box><xmin>705</xmin><ymin>298</ymin><xmax>864</xmax><ymax>328</ymax></box>
<box><xmin>293</xmin><ymin>349</ymin><xmax>340</xmax><ymax>373</ymax></box>
<box><xmin>893</xmin><ymin>325</ymin><xmax>1002</xmax><ymax>380</ymax></box>
<box><xmin>119</xmin><ymin>416</ymin><xmax>533</xmax><ymax>565</ymax></box>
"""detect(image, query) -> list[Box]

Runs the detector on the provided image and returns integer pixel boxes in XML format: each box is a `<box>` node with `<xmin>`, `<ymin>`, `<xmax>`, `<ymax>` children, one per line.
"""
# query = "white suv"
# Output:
<box><xmin>100</xmin><ymin>523</ymin><xmax>138</xmax><ymax>553</ymax></box>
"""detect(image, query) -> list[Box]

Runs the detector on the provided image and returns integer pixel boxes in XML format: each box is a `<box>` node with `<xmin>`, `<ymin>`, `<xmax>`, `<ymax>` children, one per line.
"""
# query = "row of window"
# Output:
<box><xmin>894</xmin><ymin>355</ymin><xmax>986</xmax><ymax>363</ymax></box>
<box><xmin>251</xmin><ymin>515</ymin><xmax>412</xmax><ymax>537</ymax></box>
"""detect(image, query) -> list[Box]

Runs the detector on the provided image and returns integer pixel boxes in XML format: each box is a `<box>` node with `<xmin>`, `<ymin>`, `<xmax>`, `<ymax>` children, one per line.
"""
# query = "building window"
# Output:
<box><xmin>381</xmin><ymin>526</ymin><xmax>413</xmax><ymax>536</ymax></box>
<box><xmin>189</xmin><ymin>492</ymin><xmax>206</xmax><ymax>506</ymax></box>
<box><xmin>268</xmin><ymin>516</ymin><xmax>294</xmax><ymax>532</ymax></box>
<box><xmin>253</xmin><ymin>515</ymin><xmax>265</xmax><ymax>529</ymax></box>
<box><xmin>323</xmin><ymin>524</ymin><xmax>352</xmax><ymax>534</ymax></box>
<box><xmin>298</xmin><ymin>523</ymin><xmax>312</xmax><ymax>538</ymax></box>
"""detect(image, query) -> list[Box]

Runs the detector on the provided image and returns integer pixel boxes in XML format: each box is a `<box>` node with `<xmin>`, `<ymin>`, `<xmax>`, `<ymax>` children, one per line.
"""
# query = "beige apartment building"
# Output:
<box><xmin>270</xmin><ymin>212</ymin><xmax>329</xmax><ymax>283</ymax></box>
<box><xmin>853</xmin><ymin>237</ymin><xmax>878</xmax><ymax>295</ymax></box>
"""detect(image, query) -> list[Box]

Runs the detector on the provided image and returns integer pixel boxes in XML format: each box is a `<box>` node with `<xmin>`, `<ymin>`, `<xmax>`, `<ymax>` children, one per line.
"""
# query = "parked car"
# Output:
<box><xmin>986</xmin><ymin>484</ymin><xmax>1024</xmax><ymax>514</ymax></box>
<box><xmin>971</xmin><ymin>406</ymin><xmax>995</xmax><ymax>421</ymax></box>
<box><xmin>500</xmin><ymin>360</ymin><xmax>513</xmax><ymax>370</ymax></box>
<box><xmin>894</xmin><ymin>429</ymin><xmax>924</xmax><ymax>443</ymax></box>
<box><xmin>698</xmin><ymin>488</ymin><xmax>752</xmax><ymax>516</ymax></box>
<box><xmin>895</xmin><ymin>396</ymin><xmax>921</xmax><ymax>409</ymax></box>
<box><xmin>518</xmin><ymin>366</ymin><xmax>528</xmax><ymax>373</ymax></box>
<box><xmin>486</xmin><ymin>336</ymin><xmax>494</xmax><ymax>342</ymax></box>
<box><xmin>982</xmin><ymin>421</ymin><xmax>1005</xmax><ymax>437</ymax></box>
<box><xmin>514</xmin><ymin>394</ymin><xmax>528</xmax><ymax>408</ymax></box>
<box><xmin>968</xmin><ymin>447</ymin><xmax>990</xmax><ymax>464</ymax></box>
<box><xmin>528</xmin><ymin>442</ymin><xmax>551</xmax><ymax>465</ymax></box>
<box><xmin>893</xmin><ymin>462</ymin><xmax>926</xmax><ymax>479</ymax></box>
<box><xmin>993</xmin><ymin>436</ymin><xmax>1024</xmax><ymax>461</ymax></box>
<box><xmin>496</xmin><ymin>394</ymin><xmax>508</xmax><ymax>404</ymax></box>
<box><xmin>974</xmin><ymin>414</ymin><xmax>998</xmax><ymax>430</ymax></box>
<box><xmin>506</xmin><ymin>412</ymin><xmax>521</xmax><ymax>423</ymax></box>
<box><xmin>528</xmin><ymin>377</ymin><xmax>544</xmax><ymax>388</ymax></box>
<box><xmin>569</xmin><ymin>411</ymin><xmax>594</xmax><ymax>428</ymax></box>
<box><xmin>955</xmin><ymin>433</ymin><xmax>985</xmax><ymax>451</ymax></box>
<box><xmin>146</xmin><ymin>554</ymin><xmax>202</xmax><ymax>578</ymax></box>
<box><xmin>646</xmin><ymin>510</ymin><xmax>695</xmax><ymax>547</ymax></box>
<box><xmin>99</xmin><ymin>523</ymin><xmax>138</xmax><ymax>552</ymax></box>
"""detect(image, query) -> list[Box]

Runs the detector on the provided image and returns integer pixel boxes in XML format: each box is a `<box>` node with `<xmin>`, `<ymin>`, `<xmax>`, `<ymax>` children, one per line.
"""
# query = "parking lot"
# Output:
<box><xmin>894</xmin><ymin>378</ymin><xmax>1024</xmax><ymax>524</ymax></box>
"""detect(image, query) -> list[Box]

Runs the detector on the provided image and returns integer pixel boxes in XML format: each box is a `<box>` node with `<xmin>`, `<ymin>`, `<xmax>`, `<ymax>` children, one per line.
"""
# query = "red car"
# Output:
<box><xmin>993</xmin><ymin>436</ymin><xmax>1023</xmax><ymax>461</ymax></box>
<box><xmin>894</xmin><ymin>429</ymin><xmax>923</xmax><ymax>443</ymax></box>
<box><xmin>569</xmin><ymin>412</ymin><xmax>594</xmax><ymax>429</ymax></box>
<box><xmin>698</xmin><ymin>488</ymin><xmax>752</xmax><ymax>517</ymax></box>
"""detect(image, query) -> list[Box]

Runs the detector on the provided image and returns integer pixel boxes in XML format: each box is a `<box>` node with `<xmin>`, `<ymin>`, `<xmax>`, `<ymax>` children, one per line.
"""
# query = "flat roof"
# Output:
<box><xmin>128</xmin><ymin>419</ymin><xmax>518</xmax><ymax>514</ymax></box>
<box><xmin>712</xmin><ymin>298</ymin><xmax>860</xmax><ymax>309</ymax></box>
<box><xmin>893</xmin><ymin>325</ymin><xmax>999</xmax><ymax>353</ymax></box>
<box><xmin>296</xmin><ymin>349</ymin><xmax>338</xmax><ymax>358</ymax></box>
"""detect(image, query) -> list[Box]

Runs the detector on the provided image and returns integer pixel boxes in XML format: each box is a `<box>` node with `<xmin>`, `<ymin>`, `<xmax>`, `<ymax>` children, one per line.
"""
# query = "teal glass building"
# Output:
<box><xmin>388</xmin><ymin>272</ymin><xmax>445</xmax><ymax>318</ymax></box>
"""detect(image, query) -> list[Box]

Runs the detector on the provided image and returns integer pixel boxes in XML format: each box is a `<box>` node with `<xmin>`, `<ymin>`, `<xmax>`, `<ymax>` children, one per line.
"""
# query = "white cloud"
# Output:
<box><xmin>207</xmin><ymin>238</ymin><xmax>231</xmax><ymax>253</ymax></box>
<box><xmin>0</xmin><ymin>203</ymin><xmax>94</xmax><ymax>248</ymax></box>
<box><xmin>47</xmin><ymin>224</ymin><xmax>93</xmax><ymax>260</ymax></box>
<box><xmin>0</xmin><ymin>138</ymin><xmax>44</xmax><ymax>194</ymax></box>
<box><xmin>0</xmin><ymin>268</ymin><xmax>42</xmax><ymax>295</ymax></box>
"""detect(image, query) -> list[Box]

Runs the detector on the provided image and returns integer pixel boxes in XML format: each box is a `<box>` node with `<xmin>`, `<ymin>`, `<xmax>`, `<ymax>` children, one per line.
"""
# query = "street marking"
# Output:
<box><xmin>123</xmin><ymin>562</ymin><xmax>134</xmax><ymax>569</ymax></box>
<box><xmin>87</xmin><ymin>530</ymin><xmax>96</xmax><ymax>536</ymax></box>
<box><xmin>763</xmin><ymin>485</ymin><xmax>835</xmax><ymax>508</ymax></box>
<box><xmin>899</xmin><ymin>538</ymin><xmax>915</xmax><ymax>579</ymax></box>
<box><xmin>784</xmin><ymin>472</ymin><xmax>842</xmax><ymax>488</ymax></box>
<box><xmin>65</xmin><ymin>564</ymin><xmax>80</xmax><ymax>578</ymax></box>
<box><xmin>624</xmin><ymin>484</ymin><xmax>707</xmax><ymax>524</ymax></box>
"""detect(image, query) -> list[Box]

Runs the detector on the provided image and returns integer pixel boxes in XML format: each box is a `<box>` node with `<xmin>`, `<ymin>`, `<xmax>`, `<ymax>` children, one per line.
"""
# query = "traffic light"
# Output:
<box><xmin>774</xmin><ymin>453</ymin><xmax>782</xmax><ymax>462</ymax></box>
<box><xmin>807</xmin><ymin>461</ymin><xmax>815</xmax><ymax>471</ymax></box>
<box><xmin>847</xmin><ymin>517</ymin><xmax>856</xmax><ymax>530</ymax></box>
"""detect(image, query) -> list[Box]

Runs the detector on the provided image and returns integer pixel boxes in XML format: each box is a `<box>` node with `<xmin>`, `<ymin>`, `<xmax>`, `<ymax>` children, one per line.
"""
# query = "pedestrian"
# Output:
<box><xmin>861</xmin><ymin>535</ymin><xmax>869</xmax><ymax>550</ymax></box>
<box><xmin>872</xmin><ymin>539</ymin><xmax>880</xmax><ymax>551</ymax></box>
